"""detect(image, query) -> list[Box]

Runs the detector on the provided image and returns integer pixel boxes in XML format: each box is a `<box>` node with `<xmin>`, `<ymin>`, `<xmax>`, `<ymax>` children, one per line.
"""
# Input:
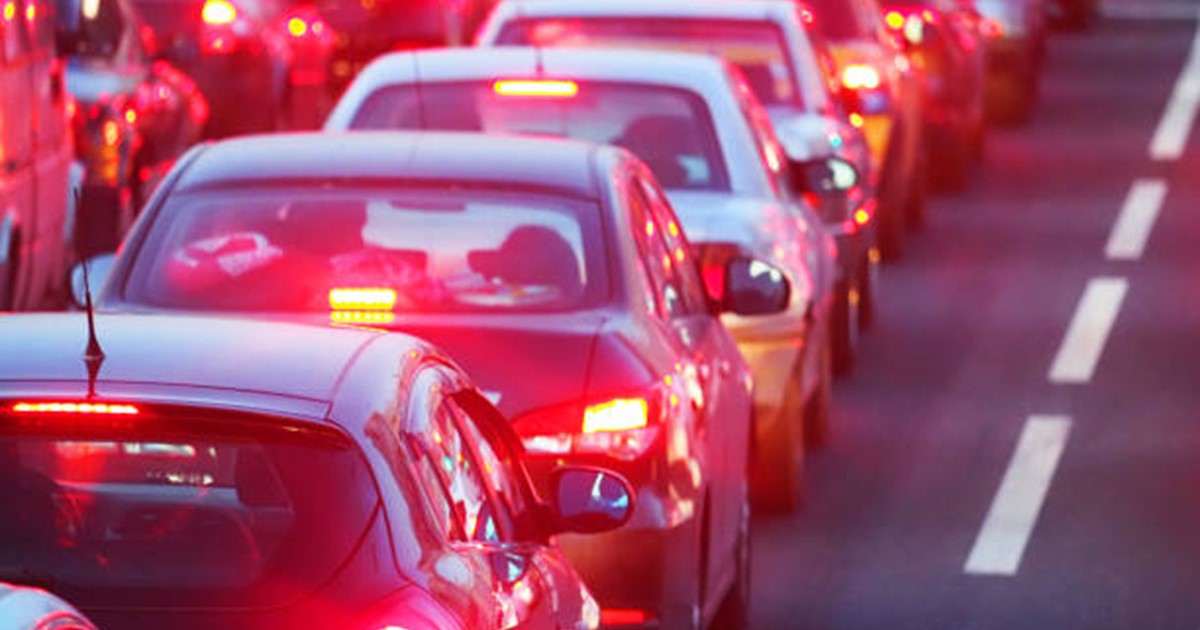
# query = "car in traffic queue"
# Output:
<box><xmin>74</xmin><ymin>131</ymin><xmax>782</xmax><ymax>629</ymax></box>
<box><xmin>0</xmin><ymin>311</ymin><xmax>637</xmax><ymax>629</ymax></box>
<box><xmin>0</xmin><ymin>582</ymin><xmax>98</xmax><ymax>630</ymax></box>
<box><xmin>55</xmin><ymin>0</ymin><xmax>209</xmax><ymax>256</ymax></box>
<box><xmin>879</xmin><ymin>0</ymin><xmax>987</xmax><ymax>187</ymax></box>
<box><xmin>323</xmin><ymin>48</ymin><xmax>839</xmax><ymax>513</ymax></box>
<box><xmin>804</xmin><ymin>0</ymin><xmax>928</xmax><ymax>258</ymax></box>
<box><xmin>969</xmin><ymin>0</ymin><xmax>1048</xmax><ymax>122</ymax></box>
<box><xmin>0</xmin><ymin>0</ymin><xmax>75</xmax><ymax>310</ymax></box>
<box><xmin>128</xmin><ymin>0</ymin><xmax>333</xmax><ymax>136</ymax></box>
<box><xmin>474</xmin><ymin>0</ymin><xmax>878</xmax><ymax>374</ymax></box>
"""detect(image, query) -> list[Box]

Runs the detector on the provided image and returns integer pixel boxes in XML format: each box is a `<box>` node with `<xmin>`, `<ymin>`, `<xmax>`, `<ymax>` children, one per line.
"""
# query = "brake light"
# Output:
<box><xmin>329</xmin><ymin>287</ymin><xmax>397</xmax><ymax>311</ymax></box>
<box><xmin>841</xmin><ymin>64</ymin><xmax>881</xmax><ymax>90</ymax></box>
<box><xmin>12</xmin><ymin>401</ymin><xmax>139</xmax><ymax>415</ymax></box>
<box><xmin>287</xmin><ymin>15</ymin><xmax>308</xmax><ymax>37</ymax></box>
<box><xmin>854</xmin><ymin>208</ymin><xmax>872</xmax><ymax>226</ymax></box>
<box><xmin>884</xmin><ymin>10</ymin><xmax>906</xmax><ymax>29</ymax></box>
<box><xmin>492</xmin><ymin>79</ymin><xmax>579</xmax><ymax>98</ymax></box>
<box><xmin>201</xmin><ymin>0</ymin><xmax>236</xmax><ymax>25</ymax></box>
<box><xmin>582</xmin><ymin>398</ymin><xmax>647</xmax><ymax>433</ymax></box>
<box><xmin>1</xmin><ymin>1</ymin><xmax>13</xmax><ymax>21</ymax></box>
<box><xmin>601</xmin><ymin>609</ymin><xmax>650</xmax><ymax>625</ymax></box>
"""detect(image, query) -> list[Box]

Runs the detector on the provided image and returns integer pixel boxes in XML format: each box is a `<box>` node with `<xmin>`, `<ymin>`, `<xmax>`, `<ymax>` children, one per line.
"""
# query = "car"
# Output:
<box><xmin>128</xmin><ymin>0</ymin><xmax>333</xmax><ymax>136</ymax></box>
<box><xmin>323</xmin><ymin>48</ymin><xmax>840</xmax><ymax>513</ymax></box>
<box><xmin>474</xmin><ymin>0</ymin><xmax>878</xmax><ymax>373</ymax></box>
<box><xmin>0</xmin><ymin>0</ymin><xmax>75</xmax><ymax>310</ymax></box>
<box><xmin>970</xmin><ymin>0</ymin><xmax>1048</xmax><ymax>122</ymax></box>
<box><xmin>0</xmin><ymin>582</ymin><xmax>98</xmax><ymax>630</ymax></box>
<box><xmin>805</xmin><ymin>0</ymin><xmax>928</xmax><ymax>258</ymax></box>
<box><xmin>878</xmin><ymin>0</ymin><xmax>988</xmax><ymax>187</ymax></box>
<box><xmin>55</xmin><ymin>0</ymin><xmax>209</xmax><ymax>256</ymax></box>
<box><xmin>0</xmin><ymin>311</ymin><xmax>636</xmax><ymax>628</ymax></box>
<box><xmin>75</xmin><ymin>130</ymin><xmax>783</xmax><ymax>628</ymax></box>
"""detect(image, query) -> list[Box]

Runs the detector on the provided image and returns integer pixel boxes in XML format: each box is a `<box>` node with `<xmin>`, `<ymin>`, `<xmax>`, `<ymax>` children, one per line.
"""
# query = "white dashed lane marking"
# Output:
<box><xmin>1048</xmin><ymin>278</ymin><xmax>1129</xmax><ymax>384</ymax></box>
<box><xmin>1106</xmin><ymin>179</ymin><xmax>1168</xmax><ymax>260</ymax></box>
<box><xmin>1149</xmin><ymin>10</ymin><xmax>1200</xmax><ymax>160</ymax></box>
<box><xmin>965</xmin><ymin>416</ymin><xmax>1073</xmax><ymax>576</ymax></box>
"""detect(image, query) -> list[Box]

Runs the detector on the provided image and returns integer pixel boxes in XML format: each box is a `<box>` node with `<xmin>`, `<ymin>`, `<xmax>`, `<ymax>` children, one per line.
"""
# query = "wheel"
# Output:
<box><xmin>858</xmin><ymin>249</ymin><xmax>879</xmax><ymax>330</ymax></box>
<box><xmin>0</xmin><ymin>235</ymin><xmax>18</xmax><ymax>311</ymax></box>
<box><xmin>751</xmin><ymin>377</ymin><xmax>807</xmax><ymax>513</ymax></box>
<box><xmin>711</xmin><ymin>482</ymin><xmax>752</xmax><ymax>630</ymax></box>
<box><xmin>831</xmin><ymin>281</ymin><xmax>859</xmax><ymax>377</ymax></box>
<box><xmin>805</xmin><ymin>340</ymin><xmax>834</xmax><ymax>448</ymax></box>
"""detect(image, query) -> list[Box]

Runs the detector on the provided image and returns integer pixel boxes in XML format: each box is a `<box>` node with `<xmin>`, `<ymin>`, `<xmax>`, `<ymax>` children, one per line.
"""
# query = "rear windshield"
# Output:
<box><xmin>349</xmin><ymin>81</ymin><xmax>730</xmax><ymax>192</ymax></box>
<box><xmin>0</xmin><ymin>423</ymin><xmax>378</xmax><ymax>609</ymax></box>
<box><xmin>495</xmin><ymin>18</ymin><xmax>800</xmax><ymax>108</ymax></box>
<box><xmin>807</xmin><ymin>0</ymin><xmax>871</xmax><ymax>40</ymax></box>
<box><xmin>123</xmin><ymin>187</ymin><xmax>608</xmax><ymax>313</ymax></box>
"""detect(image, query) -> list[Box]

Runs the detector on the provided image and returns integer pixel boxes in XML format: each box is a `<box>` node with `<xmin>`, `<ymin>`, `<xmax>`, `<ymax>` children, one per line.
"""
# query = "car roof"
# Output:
<box><xmin>174</xmin><ymin>131</ymin><xmax>607</xmax><ymax>200</ymax></box>
<box><xmin>0</xmin><ymin>313</ymin><xmax>409</xmax><ymax>411</ymax></box>
<box><xmin>487</xmin><ymin>0</ymin><xmax>798</xmax><ymax>21</ymax></box>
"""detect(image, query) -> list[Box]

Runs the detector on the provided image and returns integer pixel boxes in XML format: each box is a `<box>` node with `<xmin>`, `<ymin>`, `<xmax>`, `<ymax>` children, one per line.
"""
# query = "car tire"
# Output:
<box><xmin>751</xmin><ymin>376</ymin><xmax>807</xmax><ymax>513</ymax></box>
<box><xmin>858</xmin><ymin>249</ymin><xmax>878</xmax><ymax>330</ymax></box>
<box><xmin>805</xmin><ymin>340</ymin><xmax>834</xmax><ymax>448</ymax></box>
<box><xmin>831</xmin><ymin>281</ymin><xmax>859</xmax><ymax>377</ymax></box>
<box><xmin>710</xmin><ymin>481</ymin><xmax>752</xmax><ymax>630</ymax></box>
<box><xmin>0</xmin><ymin>233</ymin><xmax>19</xmax><ymax>311</ymax></box>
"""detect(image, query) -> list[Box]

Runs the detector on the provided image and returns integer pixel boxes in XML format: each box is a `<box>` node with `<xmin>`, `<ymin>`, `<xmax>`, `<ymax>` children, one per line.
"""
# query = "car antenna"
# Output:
<box><xmin>74</xmin><ymin>188</ymin><xmax>105</xmax><ymax>397</ymax></box>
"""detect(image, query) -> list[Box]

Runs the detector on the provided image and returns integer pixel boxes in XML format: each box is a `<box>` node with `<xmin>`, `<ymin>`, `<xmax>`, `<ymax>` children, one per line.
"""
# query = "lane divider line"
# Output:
<box><xmin>1048</xmin><ymin>277</ymin><xmax>1128</xmax><ymax>384</ymax></box>
<box><xmin>1149</xmin><ymin>11</ymin><xmax>1200</xmax><ymax>161</ymax></box>
<box><xmin>964</xmin><ymin>415</ymin><xmax>1072</xmax><ymax>576</ymax></box>
<box><xmin>1106</xmin><ymin>179</ymin><xmax>1168</xmax><ymax>260</ymax></box>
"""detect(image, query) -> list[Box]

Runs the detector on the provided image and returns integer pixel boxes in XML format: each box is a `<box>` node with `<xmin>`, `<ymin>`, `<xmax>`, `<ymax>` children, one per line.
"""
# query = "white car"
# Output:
<box><xmin>0</xmin><ymin>583</ymin><xmax>97</xmax><ymax>630</ymax></box>
<box><xmin>475</xmin><ymin>0</ymin><xmax>880</xmax><ymax>372</ymax></box>
<box><xmin>325</xmin><ymin>46</ymin><xmax>839</xmax><ymax>512</ymax></box>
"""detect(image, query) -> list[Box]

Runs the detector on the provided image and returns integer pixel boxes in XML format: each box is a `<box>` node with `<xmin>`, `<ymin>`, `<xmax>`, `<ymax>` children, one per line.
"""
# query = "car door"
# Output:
<box><xmin>0</xmin><ymin>0</ymin><xmax>38</xmax><ymax>309</ymax></box>
<box><xmin>626</xmin><ymin>167</ymin><xmax>746</xmax><ymax>610</ymax></box>
<box><xmin>403</xmin><ymin>364</ymin><xmax>586</xmax><ymax>629</ymax></box>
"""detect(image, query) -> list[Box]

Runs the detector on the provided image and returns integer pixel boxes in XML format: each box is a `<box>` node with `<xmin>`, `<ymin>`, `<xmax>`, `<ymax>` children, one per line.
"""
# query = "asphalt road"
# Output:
<box><xmin>751</xmin><ymin>7</ymin><xmax>1200</xmax><ymax>629</ymax></box>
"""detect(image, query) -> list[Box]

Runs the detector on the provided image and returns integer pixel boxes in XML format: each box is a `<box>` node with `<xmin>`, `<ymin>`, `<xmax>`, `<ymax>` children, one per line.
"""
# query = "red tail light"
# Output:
<box><xmin>493</xmin><ymin>79</ymin><xmax>579</xmax><ymax>98</ymax></box>
<box><xmin>12</xmin><ymin>401</ymin><xmax>140</xmax><ymax>415</ymax></box>
<box><xmin>201</xmin><ymin>0</ymin><xmax>236</xmax><ymax>25</ymax></box>
<box><xmin>515</xmin><ymin>394</ymin><xmax>662</xmax><ymax>460</ymax></box>
<box><xmin>601</xmin><ymin>609</ymin><xmax>650</xmax><ymax>626</ymax></box>
<box><xmin>841</xmin><ymin>64</ymin><xmax>881</xmax><ymax>90</ymax></box>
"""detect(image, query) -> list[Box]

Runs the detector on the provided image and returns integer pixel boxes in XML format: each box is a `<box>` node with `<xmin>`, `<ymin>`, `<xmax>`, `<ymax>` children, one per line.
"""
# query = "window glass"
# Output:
<box><xmin>449</xmin><ymin>397</ymin><xmax>528</xmax><ymax>522</ymax></box>
<box><xmin>124</xmin><ymin>187</ymin><xmax>607</xmax><ymax>314</ymax></box>
<box><xmin>496</xmin><ymin>17</ymin><xmax>801</xmax><ymax>108</ymax></box>
<box><xmin>2</xmin><ymin>0</ymin><xmax>31</xmax><ymax>62</ymax></box>
<box><xmin>639</xmin><ymin>177</ymin><xmax>709</xmax><ymax>315</ymax></box>
<box><xmin>808</xmin><ymin>0</ymin><xmax>870</xmax><ymax>40</ymax></box>
<box><xmin>351</xmin><ymin>81</ymin><xmax>730</xmax><ymax>192</ymax></box>
<box><xmin>74</xmin><ymin>0</ymin><xmax>125</xmax><ymax>59</ymax></box>
<box><xmin>629</xmin><ymin>183</ymin><xmax>687</xmax><ymax>319</ymax></box>
<box><xmin>26</xmin><ymin>0</ymin><xmax>54</xmax><ymax>51</ymax></box>
<box><xmin>0</xmin><ymin>424</ymin><xmax>379</xmax><ymax>610</ymax></box>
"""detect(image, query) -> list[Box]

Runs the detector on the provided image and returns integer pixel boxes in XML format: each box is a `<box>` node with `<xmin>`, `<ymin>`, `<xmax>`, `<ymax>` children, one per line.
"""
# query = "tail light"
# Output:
<box><xmin>201</xmin><ymin>0</ymin><xmax>236</xmax><ymax>25</ymax></box>
<box><xmin>883</xmin><ymin>7</ymin><xmax>931</xmax><ymax>45</ymax></box>
<box><xmin>12</xmin><ymin>401</ymin><xmax>140</xmax><ymax>415</ymax></box>
<box><xmin>841</xmin><ymin>64</ymin><xmax>881</xmax><ymax>91</ymax></box>
<box><xmin>493</xmin><ymin>79</ymin><xmax>579</xmax><ymax>98</ymax></box>
<box><xmin>515</xmin><ymin>393</ymin><xmax>663</xmax><ymax>461</ymax></box>
<box><xmin>71</xmin><ymin>98</ymin><xmax>134</xmax><ymax>188</ymax></box>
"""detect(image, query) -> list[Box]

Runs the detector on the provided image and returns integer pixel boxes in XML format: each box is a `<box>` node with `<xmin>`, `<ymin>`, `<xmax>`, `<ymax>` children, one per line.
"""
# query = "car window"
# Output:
<box><xmin>494</xmin><ymin>17</ymin><xmax>802</xmax><ymax>108</ymax></box>
<box><xmin>809</xmin><ymin>0</ymin><xmax>872</xmax><ymax>40</ymax></box>
<box><xmin>351</xmin><ymin>81</ymin><xmax>730</xmax><ymax>192</ymax></box>
<box><xmin>402</xmin><ymin>370</ymin><xmax>508</xmax><ymax>543</ymax></box>
<box><xmin>638</xmin><ymin>176</ymin><xmax>709</xmax><ymax>316</ymax></box>
<box><xmin>73</xmin><ymin>0</ymin><xmax>125</xmax><ymax>59</ymax></box>
<box><xmin>0</xmin><ymin>418</ymin><xmax>379</xmax><ymax>610</ymax></box>
<box><xmin>445</xmin><ymin>395</ymin><xmax>528</xmax><ymax>528</ymax></box>
<box><xmin>728</xmin><ymin>67</ymin><xmax>792</xmax><ymax>200</ymax></box>
<box><xmin>2</xmin><ymin>0</ymin><xmax>31</xmax><ymax>62</ymax></box>
<box><xmin>25</xmin><ymin>0</ymin><xmax>54</xmax><ymax>51</ymax></box>
<box><xmin>629</xmin><ymin>181</ymin><xmax>688</xmax><ymax>320</ymax></box>
<box><xmin>123</xmin><ymin>186</ymin><xmax>608</xmax><ymax>314</ymax></box>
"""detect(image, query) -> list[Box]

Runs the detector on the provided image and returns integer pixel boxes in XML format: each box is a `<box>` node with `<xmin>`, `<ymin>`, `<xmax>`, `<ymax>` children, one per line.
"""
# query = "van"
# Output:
<box><xmin>0</xmin><ymin>0</ymin><xmax>74</xmax><ymax>310</ymax></box>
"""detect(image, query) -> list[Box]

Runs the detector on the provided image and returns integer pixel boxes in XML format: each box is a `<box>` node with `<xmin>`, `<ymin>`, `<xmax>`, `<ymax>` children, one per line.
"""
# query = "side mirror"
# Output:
<box><xmin>789</xmin><ymin>157</ymin><xmax>859</xmax><ymax>198</ymax></box>
<box><xmin>70</xmin><ymin>254</ymin><xmax>117</xmax><ymax>309</ymax></box>
<box><xmin>723</xmin><ymin>258</ymin><xmax>790</xmax><ymax>316</ymax></box>
<box><xmin>549</xmin><ymin>466</ymin><xmax>634</xmax><ymax>535</ymax></box>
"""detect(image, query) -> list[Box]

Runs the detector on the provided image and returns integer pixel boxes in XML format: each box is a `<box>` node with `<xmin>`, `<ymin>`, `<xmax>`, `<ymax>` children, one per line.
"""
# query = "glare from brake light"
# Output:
<box><xmin>287</xmin><ymin>15</ymin><xmax>308</xmax><ymax>37</ymax></box>
<box><xmin>884</xmin><ymin>10</ymin><xmax>905</xmax><ymax>29</ymax></box>
<box><xmin>330</xmin><ymin>310</ymin><xmax>396</xmax><ymax>324</ymax></box>
<box><xmin>854</xmin><ymin>208</ymin><xmax>872</xmax><ymax>226</ymax></box>
<box><xmin>493</xmin><ymin>79</ymin><xmax>579</xmax><ymax>98</ymax></box>
<box><xmin>582</xmin><ymin>398</ymin><xmax>648</xmax><ymax>433</ymax></box>
<box><xmin>12</xmin><ymin>401</ymin><xmax>140</xmax><ymax>415</ymax></box>
<box><xmin>328</xmin><ymin>287</ymin><xmax>397</xmax><ymax>311</ymax></box>
<box><xmin>201</xmin><ymin>0</ymin><xmax>237</xmax><ymax>25</ymax></box>
<box><xmin>842</xmin><ymin>64</ymin><xmax>881</xmax><ymax>90</ymax></box>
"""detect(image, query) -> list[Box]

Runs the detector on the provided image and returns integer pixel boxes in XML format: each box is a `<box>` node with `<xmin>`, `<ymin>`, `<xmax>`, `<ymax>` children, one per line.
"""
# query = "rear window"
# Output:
<box><xmin>495</xmin><ymin>18</ymin><xmax>800</xmax><ymax>108</ymax></box>
<box><xmin>123</xmin><ymin>186</ymin><xmax>608</xmax><ymax>314</ymax></box>
<box><xmin>350</xmin><ymin>81</ymin><xmax>730</xmax><ymax>192</ymax></box>
<box><xmin>0</xmin><ymin>419</ymin><xmax>379</xmax><ymax>609</ymax></box>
